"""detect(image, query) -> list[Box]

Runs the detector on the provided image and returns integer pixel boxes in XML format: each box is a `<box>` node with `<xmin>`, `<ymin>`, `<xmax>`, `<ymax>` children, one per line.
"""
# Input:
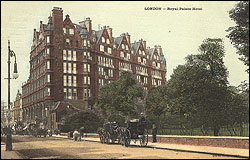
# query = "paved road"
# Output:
<box><xmin>2</xmin><ymin>135</ymin><xmax>244</xmax><ymax>159</ymax></box>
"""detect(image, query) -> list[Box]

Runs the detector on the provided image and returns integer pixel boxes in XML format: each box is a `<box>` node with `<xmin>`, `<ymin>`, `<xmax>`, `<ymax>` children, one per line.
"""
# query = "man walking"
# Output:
<box><xmin>152</xmin><ymin>124</ymin><xmax>157</xmax><ymax>143</ymax></box>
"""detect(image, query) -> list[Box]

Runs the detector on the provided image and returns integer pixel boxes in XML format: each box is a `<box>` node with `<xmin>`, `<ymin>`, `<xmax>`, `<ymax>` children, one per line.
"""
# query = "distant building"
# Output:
<box><xmin>13</xmin><ymin>90</ymin><xmax>22</xmax><ymax>122</ymax></box>
<box><xmin>21</xmin><ymin>7</ymin><xmax>167</xmax><ymax>130</ymax></box>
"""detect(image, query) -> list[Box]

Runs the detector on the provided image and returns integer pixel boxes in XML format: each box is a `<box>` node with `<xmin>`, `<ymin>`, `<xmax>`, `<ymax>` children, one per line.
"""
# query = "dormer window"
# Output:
<box><xmin>107</xmin><ymin>39</ymin><xmax>110</xmax><ymax>44</ymax></box>
<box><xmin>142</xmin><ymin>51</ymin><xmax>145</xmax><ymax>56</ymax></box>
<box><xmin>122</xmin><ymin>44</ymin><xmax>125</xmax><ymax>49</ymax></box>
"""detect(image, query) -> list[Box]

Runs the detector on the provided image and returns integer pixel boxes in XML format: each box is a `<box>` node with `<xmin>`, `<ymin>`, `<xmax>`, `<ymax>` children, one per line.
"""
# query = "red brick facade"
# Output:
<box><xmin>21</xmin><ymin>7</ymin><xmax>167</xmax><ymax>128</ymax></box>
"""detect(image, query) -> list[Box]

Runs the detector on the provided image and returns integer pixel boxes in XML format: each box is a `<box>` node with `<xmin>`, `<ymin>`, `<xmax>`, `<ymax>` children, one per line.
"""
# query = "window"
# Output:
<box><xmin>63</xmin><ymin>50</ymin><xmax>67</xmax><ymax>60</ymax></box>
<box><xmin>84</xmin><ymin>76</ymin><xmax>90</xmax><ymax>85</ymax></box>
<box><xmin>64</xmin><ymin>75</ymin><xmax>67</xmax><ymax>86</ymax></box>
<box><xmin>64</xmin><ymin>88</ymin><xmax>67</xmax><ymax>98</ymax></box>
<box><xmin>46</xmin><ymin>36</ymin><xmax>50</xmax><ymax>44</ymax></box>
<box><xmin>66</xmin><ymin>38</ymin><xmax>70</xmax><ymax>43</ymax></box>
<box><xmin>47</xmin><ymin>61</ymin><xmax>50</xmax><ymax>70</ymax></box>
<box><xmin>107</xmin><ymin>39</ymin><xmax>110</xmax><ymax>44</ymax></box>
<box><xmin>47</xmin><ymin>74</ymin><xmax>50</xmax><ymax>83</ymax></box>
<box><xmin>73</xmin><ymin>76</ymin><xmax>77</xmax><ymax>87</ymax></box>
<box><xmin>63</xmin><ymin>28</ymin><xmax>66</xmax><ymax>34</ymax></box>
<box><xmin>68</xmin><ymin>88</ymin><xmax>72</xmax><ymax>99</ymax></box>
<box><xmin>63</xmin><ymin>62</ymin><xmax>67</xmax><ymax>73</ymax></box>
<box><xmin>83</xmin><ymin>40</ymin><xmax>87</xmax><ymax>47</ymax></box>
<box><xmin>120</xmin><ymin>51</ymin><xmax>124</xmax><ymax>58</ymax></box>
<box><xmin>68</xmin><ymin>50</ymin><xmax>72</xmax><ymax>61</ymax></box>
<box><xmin>102</xmin><ymin>37</ymin><xmax>105</xmax><ymax>43</ymax></box>
<box><xmin>126</xmin><ymin>45</ymin><xmax>129</xmax><ymax>50</ymax></box>
<box><xmin>48</xmin><ymin>87</ymin><xmax>50</xmax><ymax>96</ymax></box>
<box><xmin>47</xmin><ymin>48</ymin><xmax>50</xmax><ymax>55</ymax></box>
<box><xmin>100</xmin><ymin>45</ymin><xmax>104</xmax><ymax>52</ymax></box>
<box><xmin>68</xmin><ymin>76</ymin><xmax>72</xmax><ymax>86</ymax></box>
<box><xmin>68</xmin><ymin>63</ymin><xmax>72</xmax><ymax>73</ymax></box>
<box><xmin>73</xmin><ymin>63</ymin><xmax>76</xmax><ymax>74</ymax></box>
<box><xmin>73</xmin><ymin>89</ymin><xmax>77</xmax><ymax>99</ymax></box>
<box><xmin>138</xmin><ymin>57</ymin><xmax>141</xmax><ymax>63</ymax></box>
<box><xmin>69</xmin><ymin>28</ymin><xmax>74</xmax><ymax>35</ymax></box>
<box><xmin>108</xmin><ymin>47</ymin><xmax>112</xmax><ymax>54</ymax></box>
<box><xmin>122</xmin><ymin>44</ymin><xmax>125</xmax><ymax>49</ymax></box>
<box><xmin>73</xmin><ymin>51</ymin><xmax>76</xmax><ymax>61</ymax></box>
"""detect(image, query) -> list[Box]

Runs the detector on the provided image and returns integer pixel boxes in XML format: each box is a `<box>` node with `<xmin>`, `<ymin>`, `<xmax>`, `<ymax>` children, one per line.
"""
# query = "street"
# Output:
<box><xmin>1</xmin><ymin>135</ymin><xmax>243</xmax><ymax>159</ymax></box>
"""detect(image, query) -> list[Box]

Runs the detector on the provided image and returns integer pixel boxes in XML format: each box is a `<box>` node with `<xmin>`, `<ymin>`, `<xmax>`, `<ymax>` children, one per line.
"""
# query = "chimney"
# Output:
<box><xmin>52</xmin><ymin>7</ymin><xmax>63</xmax><ymax>33</ymax></box>
<box><xmin>125</xmin><ymin>32</ymin><xmax>130</xmax><ymax>44</ymax></box>
<box><xmin>79</xmin><ymin>17</ymin><xmax>92</xmax><ymax>34</ymax></box>
<box><xmin>142</xmin><ymin>40</ymin><xmax>146</xmax><ymax>49</ymax></box>
<box><xmin>85</xmin><ymin>17</ymin><xmax>92</xmax><ymax>34</ymax></box>
<box><xmin>107</xmin><ymin>26</ymin><xmax>112</xmax><ymax>39</ymax></box>
<box><xmin>156</xmin><ymin>45</ymin><xmax>162</xmax><ymax>54</ymax></box>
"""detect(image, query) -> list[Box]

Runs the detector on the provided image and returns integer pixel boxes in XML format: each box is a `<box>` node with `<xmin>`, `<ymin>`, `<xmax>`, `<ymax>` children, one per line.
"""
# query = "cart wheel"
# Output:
<box><xmin>140</xmin><ymin>129</ymin><xmax>148</xmax><ymax>147</ymax></box>
<box><xmin>106</xmin><ymin>132</ymin><xmax>111</xmax><ymax>144</ymax></box>
<box><xmin>124</xmin><ymin>129</ymin><xmax>131</xmax><ymax>147</ymax></box>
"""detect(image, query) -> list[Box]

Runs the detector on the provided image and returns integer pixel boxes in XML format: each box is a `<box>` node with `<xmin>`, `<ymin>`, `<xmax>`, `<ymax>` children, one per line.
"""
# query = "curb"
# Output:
<box><xmin>52</xmin><ymin>136</ymin><xmax>249</xmax><ymax>158</ymax></box>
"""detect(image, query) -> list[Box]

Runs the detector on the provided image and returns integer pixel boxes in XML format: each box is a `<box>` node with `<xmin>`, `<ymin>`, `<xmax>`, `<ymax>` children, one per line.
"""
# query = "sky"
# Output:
<box><xmin>1</xmin><ymin>1</ymin><xmax>249</xmax><ymax>103</ymax></box>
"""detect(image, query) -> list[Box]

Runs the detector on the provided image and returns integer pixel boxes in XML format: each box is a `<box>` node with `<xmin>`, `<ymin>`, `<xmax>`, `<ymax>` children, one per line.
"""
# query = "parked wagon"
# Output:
<box><xmin>100</xmin><ymin>122</ymin><xmax>122</xmax><ymax>144</ymax></box>
<box><xmin>123</xmin><ymin>119</ymin><xmax>148</xmax><ymax>147</ymax></box>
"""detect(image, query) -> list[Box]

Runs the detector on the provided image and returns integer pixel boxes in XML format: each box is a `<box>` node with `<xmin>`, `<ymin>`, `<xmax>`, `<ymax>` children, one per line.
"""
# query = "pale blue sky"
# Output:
<box><xmin>1</xmin><ymin>1</ymin><xmax>249</xmax><ymax>103</ymax></box>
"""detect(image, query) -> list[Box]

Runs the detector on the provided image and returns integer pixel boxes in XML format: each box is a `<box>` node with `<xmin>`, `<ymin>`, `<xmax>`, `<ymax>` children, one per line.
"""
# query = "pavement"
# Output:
<box><xmin>53</xmin><ymin>134</ymin><xmax>249</xmax><ymax>158</ymax></box>
<box><xmin>1</xmin><ymin>142</ymin><xmax>25</xmax><ymax>159</ymax></box>
<box><xmin>1</xmin><ymin>134</ymin><xmax>249</xmax><ymax>159</ymax></box>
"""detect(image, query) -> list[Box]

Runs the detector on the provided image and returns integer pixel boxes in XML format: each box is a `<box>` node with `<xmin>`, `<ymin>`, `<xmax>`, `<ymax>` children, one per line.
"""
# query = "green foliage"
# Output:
<box><xmin>146</xmin><ymin>85</ymin><xmax>168</xmax><ymax>117</ymax></box>
<box><xmin>61</xmin><ymin>111</ymin><xmax>103</xmax><ymax>133</ymax></box>
<box><xmin>97</xmin><ymin>71</ymin><xmax>144</xmax><ymax>119</ymax></box>
<box><xmin>226</xmin><ymin>1</ymin><xmax>249</xmax><ymax>72</ymax></box>
<box><xmin>166</xmin><ymin>38</ymin><xmax>230</xmax><ymax>136</ymax></box>
<box><xmin>108</xmin><ymin>114</ymin><xmax>126</xmax><ymax>127</ymax></box>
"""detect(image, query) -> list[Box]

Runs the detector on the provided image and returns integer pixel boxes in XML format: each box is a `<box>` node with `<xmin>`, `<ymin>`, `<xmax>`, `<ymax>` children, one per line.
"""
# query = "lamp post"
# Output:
<box><xmin>6</xmin><ymin>40</ymin><xmax>19</xmax><ymax>151</ymax></box>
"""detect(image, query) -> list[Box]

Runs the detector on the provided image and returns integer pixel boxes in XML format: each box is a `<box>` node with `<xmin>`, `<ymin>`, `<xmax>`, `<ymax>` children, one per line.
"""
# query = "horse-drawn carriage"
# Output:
<box><xmin>123</xmin><ymin>119</ymin><xmax>148</xmax><ymax>147</ymax></box>
<box><xmin>98</xmin><ymin>122</ymin><xmax>122</xmax><ymax>144</ymax></box>
<box><xmin>27</xmin><ymin>123</ymin><xmax>48</xmax><ymax>137</ymax></box>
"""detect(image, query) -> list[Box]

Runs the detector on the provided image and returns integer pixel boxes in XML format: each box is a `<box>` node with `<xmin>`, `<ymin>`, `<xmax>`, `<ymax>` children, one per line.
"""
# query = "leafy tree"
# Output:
<box><xmin>226</xmin><ymin>1</ymin><xmax>249</xmax><ymax>73</ymax></box>
<box><xmin>226</xmin><ymin>86</ymin><xmax>249</xmax><ymax>136</ymax></box>
<box><xmin>97</xmin><ymin>71</ymin><xmax>144</xmax><ymax>119</ymax></box>
<box><xmin>62</xmin><ymin>111</ymin><xmax>103</xmax><ymax>133</ymax></box>
<box><xmin>146</xmin><ymin>85</ymin><xmax>168</xmax><ymax>128</ymax></box>
<box><xmin>166</xmin><ymin>38</ymin><xmax>230</xmax><ymax>136</ymax></box>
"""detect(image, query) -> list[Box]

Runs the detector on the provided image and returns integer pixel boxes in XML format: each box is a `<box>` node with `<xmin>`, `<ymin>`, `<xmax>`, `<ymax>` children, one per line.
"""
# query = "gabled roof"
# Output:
<box><xmin>148</xmin><ymin>48</ymin><xmax>155</xmax><ymax>59</ymax></box>
<box><xmin>114</xmin><ymin>36</ymin><xmax>123</xmax><ymax>49</ymax></box>
<box><xmin>74</xmin><ymin>23</ymin><xmax>89</xmax><ymax>35</ymax></box>
<box><xmin>96</xmin><ymin>29</ymin><xmax>104</xmax><ymax>43</ymax></box>
<box><xmin>131</xmin><ymin>41</ymin><xmax>140</xmax><ymax>55</ymax></box>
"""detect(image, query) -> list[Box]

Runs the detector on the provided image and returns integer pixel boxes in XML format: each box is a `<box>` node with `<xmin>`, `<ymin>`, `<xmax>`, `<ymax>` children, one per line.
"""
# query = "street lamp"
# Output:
<box><xmin>5</xmin><ymin>40</ymin><xmax>19</xmax><ymax>151</ymax></box>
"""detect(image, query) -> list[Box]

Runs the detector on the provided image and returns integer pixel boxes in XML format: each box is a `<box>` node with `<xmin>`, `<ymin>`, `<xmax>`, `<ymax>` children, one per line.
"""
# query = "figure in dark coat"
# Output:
<box><xmin>152</xmin><ymin>124</ymin><xmax>157</xmax><ymax>143</ymax></box>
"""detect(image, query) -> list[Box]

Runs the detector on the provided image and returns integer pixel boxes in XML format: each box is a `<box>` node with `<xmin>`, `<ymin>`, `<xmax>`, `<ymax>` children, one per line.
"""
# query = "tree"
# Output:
<box><xmin>97</xmin><ymin>71</ymin><xmax>144</xmax><ymax>119</ymax></box>
<box><xmin>166</xmin><ymin>38</ymin><xmax>230</xmax><ymax>136</ymax></box>
<box><xmin>226</xmin><ymin>1</ymin><xmax>249</xmax><ymax>73</ymax></box>
<box><xmin>146</xmin><ymin>85</ymin><xmax>168</xmax><ymax>128</ymax></box>
<box><xmin>62</xmin><ymin>111</ymin><xmax>103</xmax><ymax>133</ymax></box>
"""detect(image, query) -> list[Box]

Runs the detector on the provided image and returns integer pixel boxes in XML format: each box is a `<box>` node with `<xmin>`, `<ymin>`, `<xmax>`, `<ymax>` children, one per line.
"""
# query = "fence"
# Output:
<box><xmin>148</xmin><ymin>123</ymin><xmax>249</xmax><ymax>137</ymax></box>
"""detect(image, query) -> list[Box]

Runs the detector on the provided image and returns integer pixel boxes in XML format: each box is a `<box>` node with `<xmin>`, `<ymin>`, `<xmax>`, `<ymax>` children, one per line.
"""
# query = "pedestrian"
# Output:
<box><xmin>73</xmin><ymin>129</ymin><xmax>79</xmax><ymax>141</ymax></box>
<box><xmin>79</xmin><ymin>126</ymin><xmax>85</xmax><ymax>141</ymax></box>
<box><xmin>152</xmin><ymin>124</ymin><xmax>157</xmax><ymax>143</ymax></box>
<box><xmin>5</xmin><ymin>126</ymin><xmax>12</xmax><ymax>151</ymax></box>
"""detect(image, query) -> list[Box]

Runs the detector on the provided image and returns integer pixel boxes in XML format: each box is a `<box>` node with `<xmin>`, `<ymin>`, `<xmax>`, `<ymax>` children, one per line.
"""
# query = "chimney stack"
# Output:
<box><xmin>125</xmin><ymin>32</ymin><xmax>130</xmax><ymax>44</ymax></box>
<box><xmin>142</xmin><ymin>40</ymin><xmax>146</xmax><ymax>49</ymax></box>
<box><xmin>107</xmin><ymin>26</ymin><xmax>112</xmax><ymax>39</ymax></box>
<box><xmin>79</xmin><ymin>17</ymin><xmax>92</xmax><ymax>34</ymax></box>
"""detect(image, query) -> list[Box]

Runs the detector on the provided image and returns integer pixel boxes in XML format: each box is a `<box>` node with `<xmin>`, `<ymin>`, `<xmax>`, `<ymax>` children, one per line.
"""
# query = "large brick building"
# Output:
<box><xmin>21</xmin><ymin>7</ymin><xmax>167</xmax><ymax>129</ymax></box>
